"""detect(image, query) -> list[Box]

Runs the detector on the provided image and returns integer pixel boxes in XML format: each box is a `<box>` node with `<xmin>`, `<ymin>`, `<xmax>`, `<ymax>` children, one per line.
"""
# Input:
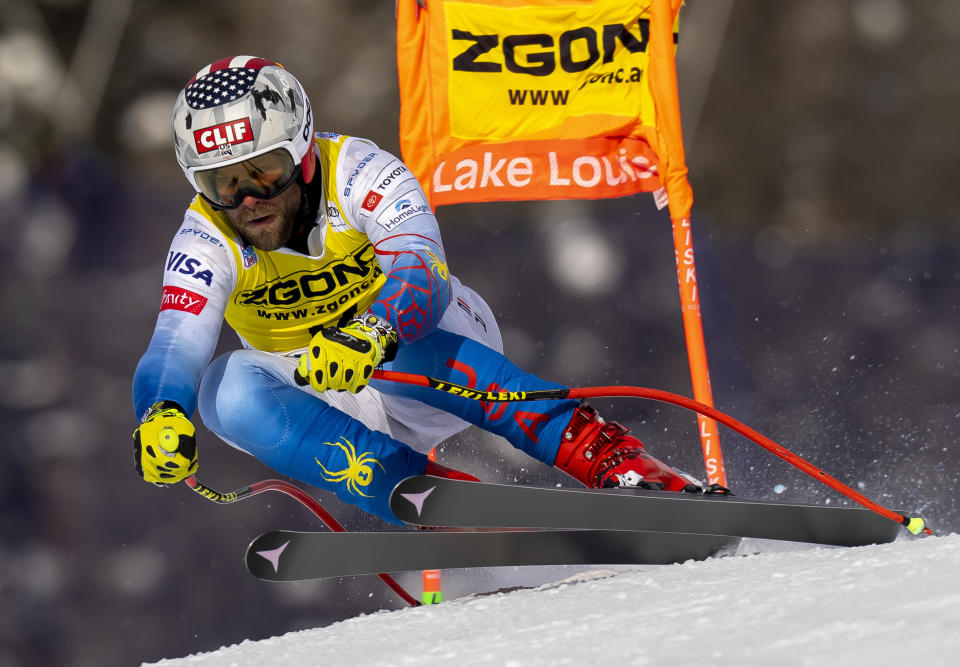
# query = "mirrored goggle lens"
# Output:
<box><xmin>194</xmin><ymin>148</ymin><xmax>298</xmax><ymax>209</ymax></box>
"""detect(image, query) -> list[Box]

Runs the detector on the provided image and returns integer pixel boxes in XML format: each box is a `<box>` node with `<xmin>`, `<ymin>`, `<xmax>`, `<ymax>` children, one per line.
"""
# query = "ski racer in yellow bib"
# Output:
<box><xmin>132</xmin><ymin>56</ymin><xmax>704</xmax><ymax>523</ymax></box>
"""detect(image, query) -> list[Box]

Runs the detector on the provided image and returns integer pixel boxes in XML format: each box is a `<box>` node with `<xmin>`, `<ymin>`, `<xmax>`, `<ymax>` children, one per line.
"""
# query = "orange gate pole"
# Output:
<box><xmin>652</xmin><ymin>0</ymin><xmax>727</xmax><ymax>486</ymax></box>
<box><xmin>672</xmin><ymin>216</ymin><xmax>727</xmax><ymax>486</ymax></box>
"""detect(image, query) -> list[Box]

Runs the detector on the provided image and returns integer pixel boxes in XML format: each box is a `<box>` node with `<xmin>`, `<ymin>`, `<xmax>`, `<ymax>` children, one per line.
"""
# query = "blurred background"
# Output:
<box><xmin>1</xmin><ymin>0</ymin><xmax>957</xmax><ymax>665</ymax></box>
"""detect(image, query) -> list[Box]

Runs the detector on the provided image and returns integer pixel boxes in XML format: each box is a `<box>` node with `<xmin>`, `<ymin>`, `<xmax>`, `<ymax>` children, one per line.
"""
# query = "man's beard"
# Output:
<box><xmin>227</xmin><ymin>190</ymin><xmax>300</xmax><ymax>251</ymax></box>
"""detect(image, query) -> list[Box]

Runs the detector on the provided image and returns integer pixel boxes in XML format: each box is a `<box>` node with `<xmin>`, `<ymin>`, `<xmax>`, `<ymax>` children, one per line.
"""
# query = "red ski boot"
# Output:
<box><xmin>553</xmin><ymin>403</ymin><xmax>703</xmax><ymax>492</ymax></box>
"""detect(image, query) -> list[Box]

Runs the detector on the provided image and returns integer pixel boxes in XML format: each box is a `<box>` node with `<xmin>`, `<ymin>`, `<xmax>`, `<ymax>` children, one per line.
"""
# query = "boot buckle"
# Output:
<box><xmin>583</xmin><ymin>421</ymin><xmax>630</xmax><ymax>460</ymax></box>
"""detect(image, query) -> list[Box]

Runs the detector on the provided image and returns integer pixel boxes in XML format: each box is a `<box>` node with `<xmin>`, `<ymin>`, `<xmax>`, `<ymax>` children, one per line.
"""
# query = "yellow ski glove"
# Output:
<box><xmin>297</xmin><ymin>314</ymin><xmax>398</xmax><ymax>393</ymax></box>
<box><xmin>133</xmin><ymin>402</ymin><xmax>198</xmax><ymax>485</ymax></box>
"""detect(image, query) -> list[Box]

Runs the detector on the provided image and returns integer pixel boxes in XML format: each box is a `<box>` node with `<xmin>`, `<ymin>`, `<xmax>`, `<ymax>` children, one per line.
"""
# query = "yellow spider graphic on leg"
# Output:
<box><xmin>425</xmin><ymin>249</ymin><xmax>449</xmax><ymax>281</ymax></box>
<box><xmin>315</xmin><ymin>437</ymin><xmax>385</xmax><ymax>497</ymax></box>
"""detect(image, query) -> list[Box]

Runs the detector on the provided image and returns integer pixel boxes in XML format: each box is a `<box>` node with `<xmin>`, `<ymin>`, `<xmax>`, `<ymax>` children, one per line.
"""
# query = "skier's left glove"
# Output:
<box><xmin>296</xmin><ymin>314</ymin><xmax>398</xmax><ymax>393</ymax></box>
<box><xmin>133</xmin><ymin>401</ymin><xmax>198</xmax><ymax>486</ymax></box>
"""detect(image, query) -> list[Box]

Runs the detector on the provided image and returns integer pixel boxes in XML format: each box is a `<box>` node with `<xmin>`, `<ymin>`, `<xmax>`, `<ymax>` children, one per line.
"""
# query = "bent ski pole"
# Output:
<box><xmin>184</xmin><ymin>476</ymin><xmax>420</xmax><ymax>606</ymax></box>
<box><xmin>372</xmin><ymin>370</ymin><xmax>932</xmax><ymax>536</ymax></box>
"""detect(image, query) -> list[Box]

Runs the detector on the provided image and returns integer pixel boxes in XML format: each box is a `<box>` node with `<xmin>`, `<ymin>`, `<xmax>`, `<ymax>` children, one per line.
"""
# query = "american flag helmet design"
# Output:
<box><xmin>172</xmin><ymin>56</ymin><xmax>314</xmax><ymax>193</ymax></box>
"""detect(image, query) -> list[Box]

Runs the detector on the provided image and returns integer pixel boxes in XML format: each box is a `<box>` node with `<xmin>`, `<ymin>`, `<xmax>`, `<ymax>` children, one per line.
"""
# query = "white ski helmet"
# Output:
<box><xmin>172</xmin><ymin>56</ymin><xmax>315</xmax><ymax>208</ymax></box>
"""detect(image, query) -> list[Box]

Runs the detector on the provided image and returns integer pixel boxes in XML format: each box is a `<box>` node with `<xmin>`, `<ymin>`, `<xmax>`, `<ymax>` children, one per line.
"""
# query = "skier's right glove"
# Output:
<box><xmin>133</xmin><ymin>401</ymin><xmax>198</xmax><ymax>486</ymax></box>
<box><xmin>296</xmin><ymin>314</ymin><xmax>398</xmax><ymax>393</ymax></box>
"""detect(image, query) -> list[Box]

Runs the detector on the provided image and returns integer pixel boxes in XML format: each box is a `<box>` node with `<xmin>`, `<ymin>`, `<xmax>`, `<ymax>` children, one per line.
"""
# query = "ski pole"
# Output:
<box><xmin>372</xmin><ymin>370</ymin><xmax>932</xmax><ymax>536</ymax></box>
<box><xmin>184</xmin><ymin>476</ymin><xmax>420</xmax><ymax>606</ymax></box>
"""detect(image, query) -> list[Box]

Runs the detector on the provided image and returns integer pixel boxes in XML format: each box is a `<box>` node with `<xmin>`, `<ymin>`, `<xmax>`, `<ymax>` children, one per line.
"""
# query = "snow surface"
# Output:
<box><xmin>148</xmin><ymin>533</ymin><xmax>960</xmax><ymax>666</ymax></box>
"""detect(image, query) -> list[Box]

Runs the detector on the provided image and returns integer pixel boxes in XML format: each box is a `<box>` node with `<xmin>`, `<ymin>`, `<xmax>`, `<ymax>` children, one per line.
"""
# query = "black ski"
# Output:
<box><xmin>245</xmin><ymin>529</ymin><xmax>740</xmax><ymax>581</ymax></box>
<box><xmin>389</xmin><ymin>476</ymin><xmax>902</xmax><ymax>547</ymax></box>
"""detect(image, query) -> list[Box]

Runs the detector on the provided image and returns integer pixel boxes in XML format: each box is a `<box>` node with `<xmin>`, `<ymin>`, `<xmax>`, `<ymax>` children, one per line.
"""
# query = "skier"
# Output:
<box><xmin>132</xmin><ymin>56</ymin><xmax>707</xmax><ymax>524</ymax></box>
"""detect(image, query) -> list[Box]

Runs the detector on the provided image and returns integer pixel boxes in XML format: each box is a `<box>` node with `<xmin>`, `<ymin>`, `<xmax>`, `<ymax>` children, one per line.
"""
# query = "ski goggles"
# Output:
<box><xmin>191</xmin><ymin>146</ymin><xmax>300</xmax><ymax>209</ymax></box>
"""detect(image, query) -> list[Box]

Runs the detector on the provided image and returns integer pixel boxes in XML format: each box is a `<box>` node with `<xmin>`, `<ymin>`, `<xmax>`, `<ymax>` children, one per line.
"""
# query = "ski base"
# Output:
<box><xmin>246</xmin><ymin>529</ymin><xmax>740</xmax><ymax>582</ymax></box>
<box><xmin>390</xmin><ymin>476</ymin><xmax>902</xmax><ymax>548</ymax></box>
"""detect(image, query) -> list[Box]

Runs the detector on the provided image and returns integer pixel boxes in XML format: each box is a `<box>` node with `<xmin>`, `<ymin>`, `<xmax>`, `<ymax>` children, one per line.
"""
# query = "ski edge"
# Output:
<box><xmin>244</xmin><ymin>528</ymin><xmax>742</xmax><ymax>582</ymax></box>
